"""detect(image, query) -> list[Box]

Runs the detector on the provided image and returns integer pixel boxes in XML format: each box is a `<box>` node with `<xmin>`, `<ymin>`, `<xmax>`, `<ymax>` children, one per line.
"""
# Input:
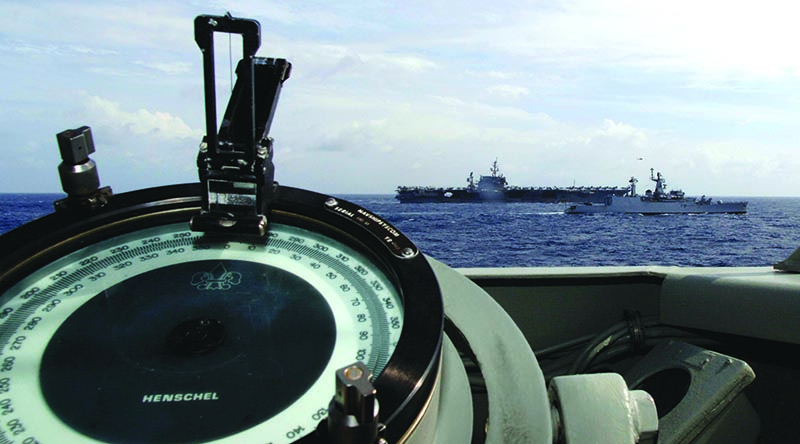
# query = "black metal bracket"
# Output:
<box><xmin>190</xmin><ymin>13</ymin><xmax>291</xmax><ymax>235</ymax></box>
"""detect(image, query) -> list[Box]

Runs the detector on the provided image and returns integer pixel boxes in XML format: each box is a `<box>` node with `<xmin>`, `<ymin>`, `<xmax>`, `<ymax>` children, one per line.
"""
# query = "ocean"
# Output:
<box><xmin>2</xmin><ymin>193</ymin><xmax>799</xmax><ymax>268</ymax></box>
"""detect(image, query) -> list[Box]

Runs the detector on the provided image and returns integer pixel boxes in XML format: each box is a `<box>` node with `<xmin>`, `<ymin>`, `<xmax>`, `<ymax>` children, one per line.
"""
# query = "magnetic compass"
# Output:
<box><xmin>0</xmin><ymin>14</ymin><xmax>444</xmax><ymax>444</ymax></box>
<box><xmin>0</xmin><ymin>184</ymin><xmax>443</xmax><ymax>444</ymax></box>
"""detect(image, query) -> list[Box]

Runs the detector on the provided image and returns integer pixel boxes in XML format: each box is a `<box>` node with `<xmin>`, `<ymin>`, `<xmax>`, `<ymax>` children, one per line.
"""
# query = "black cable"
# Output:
<box><xmin>567</xmin><ymin>320</ymin><xmax>629</xmax><ymax>374</ymax></box>
<box><xmin>575</xmin><ymin>315</ymin><xmax>661</xmax><ymax>374</ymax></box>
<box><xmin>624</xmin><ymin>309</ymin><xmax>646</xmax><ymax>353</ymax></box>
<box><xmin>534</xmin><ymin>332</ymin><xmax>597</xmax><ymax>357</ymax></box>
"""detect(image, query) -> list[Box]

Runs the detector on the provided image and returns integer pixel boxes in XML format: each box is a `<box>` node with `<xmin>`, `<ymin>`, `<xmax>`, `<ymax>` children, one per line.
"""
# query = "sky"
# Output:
<box><xmin>2</xmin><ymin>1</ymin><xmax>800</xmax><ymax>196</ymax></box>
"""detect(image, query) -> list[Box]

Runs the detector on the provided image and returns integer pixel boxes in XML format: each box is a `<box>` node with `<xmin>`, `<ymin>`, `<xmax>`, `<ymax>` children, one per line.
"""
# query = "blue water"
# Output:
<box><xmin>341</xmin><ymin>195</ymin><xmax>800</xmax><ymax>268</ymax></box>
<box><xmin>0</xmin><ymin>193</ymin><xmax>65</xmax><ymax>235</ymax></box>
<box><xmin>2</xmin><ymin>193</ymin><xmax>799</xmax><ymax>268</ymax></box>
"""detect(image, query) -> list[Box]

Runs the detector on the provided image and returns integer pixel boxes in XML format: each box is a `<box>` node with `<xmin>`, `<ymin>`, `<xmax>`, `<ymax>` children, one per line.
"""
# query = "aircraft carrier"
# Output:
<box><xmin>395</xmin><ymin>160</ymin><xmax>628</xmax><ymax>203</ymax></box>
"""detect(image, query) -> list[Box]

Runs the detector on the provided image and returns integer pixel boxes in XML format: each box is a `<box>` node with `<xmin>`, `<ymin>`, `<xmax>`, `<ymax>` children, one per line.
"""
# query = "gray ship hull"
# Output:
<box><xmin>396</xmin><ymin>187</ymin><xmax>627</xmax><ymax>203</ymax></box>
<box><xmin>565</xmin><ymin>196</ymin><xmax>748</xmax><ymax>214</ymax></box>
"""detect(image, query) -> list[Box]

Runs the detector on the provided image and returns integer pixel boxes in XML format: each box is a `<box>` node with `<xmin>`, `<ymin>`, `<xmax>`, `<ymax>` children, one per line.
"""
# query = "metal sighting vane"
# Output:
<box><xmin>190</xmin><ymin>13</ymin><xmax>292</xmax><ymax>236</ymax></box>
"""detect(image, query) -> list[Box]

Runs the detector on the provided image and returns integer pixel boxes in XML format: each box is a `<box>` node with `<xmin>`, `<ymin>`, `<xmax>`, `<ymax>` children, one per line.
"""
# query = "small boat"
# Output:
<box><xmin>565</xmin><ymin>169</ymin><xmax>748</xmax><ymax>214</ymax></box>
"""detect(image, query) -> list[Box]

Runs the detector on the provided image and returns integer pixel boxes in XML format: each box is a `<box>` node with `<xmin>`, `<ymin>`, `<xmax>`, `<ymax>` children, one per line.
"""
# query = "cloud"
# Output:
<box><xmin>3</xmin><ymin>1</ymin><xmax>799</xmax><ymax>196</ymax></box>
<box><xmin>3</xmin><ymin>1</ymin><xmax>194</xmax><ymax>52</ymax></box>
<box><xmin>0</xmin><ymin>40</ymin><xmax>118</xmax><ymax>57</ymax></box>
<box><xmin>436</xmin><ymin>0</ymin><xmax>800</xmax><ymax>87</ymax></box>
<box><xmin>66</xmin><ymin>45</ymin><xmax>119</xmax><ymax>56</ymax></box>
<box><xmin>133</xmin><ymin>61</ymin><xmax>192</xmax><ymax>76</ymax></box>
<box><xmin>279</xmin><ymin>42</ymin><xmax>437</xmax><ymax>83</ymax></box>
<box><xmin>68</xmin><ymin>95</ymin><xmax>202</xmax><ymax>190</ymax></box>
<box><xmin>370</xmin><ymin>53</ymin><xmax>437</xmax><ymax>73</ymax></box>
<box><xmin>696</xmin><ymin>140</ymin><xmax>795</xmax><ymax>178</ymax></box>
<box><xmin>486</xmin><ymin>84</ymin><xmax>530</xmax><ymax>100</ymax></box>
<box><xmin>595</xmin><ymin>119</ymin><xmax>647</xmax><ymax>145</ymax></box>
<box><xmin>480</xmin><ymin>70</ymin><xmax>520</xmax><ymax>80</ymax></box>
<box><xmin>313</xmin><ymin>119</ymin><xmax>395</xmax><ymax>153</ymax></box>
<box><xmin>83</xmin><ymin>95</ymin><xmax>201</xmax><ymax>141</ymax></box>
<box><xmin>215</xmin><ymin>0</ymin><xmax>374</xmax><ymax>32</ymax></box>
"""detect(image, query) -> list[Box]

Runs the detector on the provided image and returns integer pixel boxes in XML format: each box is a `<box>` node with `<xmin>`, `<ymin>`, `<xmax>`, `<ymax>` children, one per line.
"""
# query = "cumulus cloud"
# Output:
<box><xmin>69</xmin><ymin>95</ymin><xmax>202</xmax><ymax>190</ymax></box>
<box><xmin>595</xmin><ymin>119</ymin><xmax>647</xmax><ymax>145</ymax></box>
<box><xmin>83</xmin><ymin>95</ymin><xmax>201</xmax><ymax>141</ymax></box>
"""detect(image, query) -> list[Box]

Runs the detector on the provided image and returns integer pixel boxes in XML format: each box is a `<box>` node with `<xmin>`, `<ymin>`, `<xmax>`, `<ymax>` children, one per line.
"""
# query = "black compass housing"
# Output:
<box><xmin>0</xmin><ymin>183</ymin><xmax>444</xmax><ymax>443</ymax></box>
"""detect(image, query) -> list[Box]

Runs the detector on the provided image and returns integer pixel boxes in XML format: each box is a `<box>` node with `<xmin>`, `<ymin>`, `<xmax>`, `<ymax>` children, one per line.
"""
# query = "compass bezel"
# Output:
<box><xmin>0</xmin><ymin>183</ymin><xmax>443</xmax><ymax>443</ymax></box>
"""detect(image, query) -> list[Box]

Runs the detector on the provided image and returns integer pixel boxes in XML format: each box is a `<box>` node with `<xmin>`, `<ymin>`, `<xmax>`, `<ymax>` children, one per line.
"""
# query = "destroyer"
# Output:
<box><xmin>565</xmin><ymin>169</ymin><xmax>748</xmax><ymax>214</ymax></box>
<box><xmin>396</xmin><ymin>160</ymin><xmax>628</xmax><ymax>203</ymax></box>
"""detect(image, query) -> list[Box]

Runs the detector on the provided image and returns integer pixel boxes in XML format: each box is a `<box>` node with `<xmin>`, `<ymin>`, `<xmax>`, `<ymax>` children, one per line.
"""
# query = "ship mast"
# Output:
<box><xmin>629</xmin><ymin>176</ymin><xmax>638</xmax><ymax>196</ymax></box>
<box><xmin>490</xmin><ymin>158</ymin><xmax>500</xmax><ymax>177</ymax></box>
<box><xmin>650</xmin><ymin>168</ymin><xmax>667</xmax><ymax>197</ymax></box>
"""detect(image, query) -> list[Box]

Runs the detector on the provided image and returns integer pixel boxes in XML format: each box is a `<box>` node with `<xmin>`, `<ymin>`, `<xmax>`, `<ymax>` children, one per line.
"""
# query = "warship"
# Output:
<box><xmin>396</xmin><ymin>159</ymin><xmax>628</xmax><ymax>203</ymax></box>
<box><xmin>2</xmin><ymin>13</ymin><xmax>799</xmax><ymax>444</ymax></box>
<box><xmin>565</xmin><ymin>169</ymin><xmax>748</xmax><ymax>214</ymax></box>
